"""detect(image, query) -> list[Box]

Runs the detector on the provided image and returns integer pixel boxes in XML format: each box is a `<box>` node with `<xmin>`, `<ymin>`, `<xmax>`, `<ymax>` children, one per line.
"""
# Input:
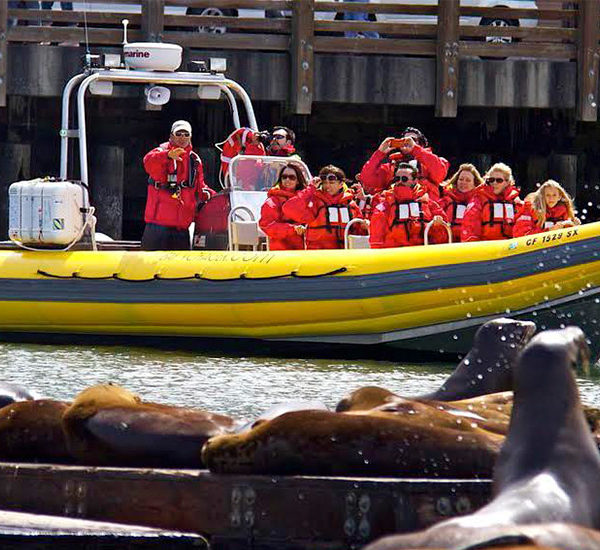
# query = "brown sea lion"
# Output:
<box><xmin>335</xmin><ymin>319</ymin><xmax>536</xmax><ymax>415</ymax></box>
<box><xmin>202</xmin><ymin>401</ymin><xmax>503</xmax><ymax>477</ymax></box>
<box><xmin>0</xmin><ymin>399</ymin><xmax>72</xmax><ymax>463</ymax></box>
<box><xmin>418</xmin><ymin>318</ymin><xmax>537</xmax><ymax>401</ymax></box>
<box><xmin>62</xmin><ymin>384</ymin><xmax>237</xmax><ymax>467</ymax></box>
<box><xmin>364</xmin><ymin>327</ymin><xmax>600</xmax><ymax>550</ymax></box>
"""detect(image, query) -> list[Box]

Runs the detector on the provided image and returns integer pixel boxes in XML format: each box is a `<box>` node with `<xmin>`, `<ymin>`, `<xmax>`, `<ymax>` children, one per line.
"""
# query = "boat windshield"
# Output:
<box><xmin>228</xmin><ymin>156</ymin><xmax>312</xmax><ymax>192</ymax></box>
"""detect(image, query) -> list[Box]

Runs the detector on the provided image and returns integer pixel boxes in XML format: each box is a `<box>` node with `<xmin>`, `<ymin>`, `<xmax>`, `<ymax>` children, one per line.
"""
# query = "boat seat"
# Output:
<box><xmin>344</xmin><ymin>218</ymin><xmax>370</xmax><ymax>249</ymax></box>
<box><xmin>230</xmin><ymin>220</ymin><xmax>261</xmax><ymax>251</ymax></box>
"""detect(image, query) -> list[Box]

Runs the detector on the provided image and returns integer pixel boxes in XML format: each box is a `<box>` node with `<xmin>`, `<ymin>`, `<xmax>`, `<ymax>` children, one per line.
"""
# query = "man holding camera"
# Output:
<box><xmin>360</xmin><ymin>127</ymin><xmax>448</xmax><ymax>199</ymax></box>
<box><xmin>142</xmin><ymin>120</ymin><xmax>214</xmax><ymax>250</ymax></box>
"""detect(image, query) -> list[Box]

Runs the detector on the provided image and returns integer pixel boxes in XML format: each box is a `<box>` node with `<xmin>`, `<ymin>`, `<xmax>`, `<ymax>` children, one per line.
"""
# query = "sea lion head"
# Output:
<box><xmin>335</xmin><ymin>386</ymin><xmax>398</xmax><ymax>412</ymax></box>
<box><xmin>64</xmin><ymin>383</ymin><xmax>141</xmax><ymax>422</ymax></box>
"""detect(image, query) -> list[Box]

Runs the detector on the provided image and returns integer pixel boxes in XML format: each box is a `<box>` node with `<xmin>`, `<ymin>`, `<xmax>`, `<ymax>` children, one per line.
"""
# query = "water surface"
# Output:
<box><xmin>2</xmin><ymin>342</ymin><xmax>599</xmax><ymax>424</ymax></box>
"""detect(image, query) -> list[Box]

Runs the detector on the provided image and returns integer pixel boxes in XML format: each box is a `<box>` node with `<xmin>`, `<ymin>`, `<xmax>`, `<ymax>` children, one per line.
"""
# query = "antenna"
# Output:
<box><xmin>122</xmin><ymin>19</ymin><xmax>129</xmax><ymax>45</ymax></box>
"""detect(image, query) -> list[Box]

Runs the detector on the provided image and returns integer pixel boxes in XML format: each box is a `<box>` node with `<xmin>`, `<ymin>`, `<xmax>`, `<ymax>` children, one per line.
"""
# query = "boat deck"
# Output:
<box><xmin>0</xmin><ymin>463</ymin><xmax>492</xmax><ymax>549</ymax></box>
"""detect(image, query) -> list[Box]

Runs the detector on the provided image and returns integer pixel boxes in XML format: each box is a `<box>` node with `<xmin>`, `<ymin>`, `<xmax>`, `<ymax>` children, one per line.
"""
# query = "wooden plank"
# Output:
<box><xmin>164</xmin><ymin>14</ymin><xmax>291</xmax><ymax>32</ymax></box>
<box><xmin>459</xmin><ymin>40</ymin><xmax>576</xmax><ymax>60</ymax></box>
<box><xmin>9</xmin><ymin>9</ymin><xmax>142</xmax><ymax>25</ymax></box>
<box><xmin>290</xmin><ymin>0</ymin><xmax>314</xmax><ymax>115</ymax></box>
<box><xmin>460</xmin><ymin>6</ymin><xmax>577</xmax><ymax>20</ymax></box>
<box><xmin>436</xmin><ymin>0</ymin><xmax>459</xmax><ymax>118</ymax></box>
<box><xmin>461</xmin><ymin>25</ymin><xmax>576</xmax><ymax>40</ymax></box>
<box><xmin>7</xmin><ymin>27</ymin><xmax>144</xmax><ymax>44</ymax></box>
<box><xmin>312</xmin><ymin>2</ymin><xmax>438</xmax><ymax>15</ymax></box>
<box><xmin>0</xmin><ymin>463</ymin><xmax>492</xmax><ymax>550</ymax></box>
<box><xmin>314</xmin><ymin>36</ymin><xmax>436</xmax><ymax>56</ymax></box>
<box><xmin>577</xmin><ymin>0</ymin><xmax>599</xmax><ymax>121</ymax></box>
<box><xmin>162</xmin><ymin>31</ymin><xmax>289</xmax><ymax>51</ymax></box>
<box><xmin>141</xmin><ymin>0</ymin><xmax>164</xmax><ymax>42</ymax></box>
<box><xmin>315</xmin><ymin>21</ymin><xmax>437</xmax><ymax>36</ymax></box>
<box><xmin>0</xmin><ymin>0</ymin><xmax>6</xmax><ymax>108</ymax></box>
<box><xmin>166</xmin><ymin>0</ymin><xmax>292</xmax><ymax>10</ymax></box>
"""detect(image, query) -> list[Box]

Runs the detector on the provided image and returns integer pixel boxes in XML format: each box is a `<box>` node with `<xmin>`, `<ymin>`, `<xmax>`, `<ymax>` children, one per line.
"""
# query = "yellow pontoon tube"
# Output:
<box><xmin>0</xmin><ymin>222</ymin><xmax>598</xmax><ymax>354</ymax></box>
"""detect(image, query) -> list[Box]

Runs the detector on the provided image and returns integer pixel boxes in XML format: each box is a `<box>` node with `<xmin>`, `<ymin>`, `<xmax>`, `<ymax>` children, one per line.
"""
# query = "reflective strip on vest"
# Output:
<box><xmin>455</xmin><ymin>204</ymin><xmax>466</xmax><ymax>220</ymax></box>
<box><xmin>328</xmin><ymin>206</ymin><xmax>350</xmax><ymax>224</ymax></box>
<box><xmin>544</xmin><ymin>220</ymin><xmax>554</xmax><ymax>229</ymax></box>
<box><xmin>397</xmin><ymin>202</ymin><xmax>421</xmax><ymax>220</ymax></box>
<box><xmin>492</xmin><ymin>202</ymin><xmax>514</xmax><ymax>220</ymax></box>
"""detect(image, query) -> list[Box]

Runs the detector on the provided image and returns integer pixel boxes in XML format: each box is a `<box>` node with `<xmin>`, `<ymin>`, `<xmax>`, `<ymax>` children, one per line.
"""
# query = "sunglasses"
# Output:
<box><xmin>174</xmin><ymin>131</ymin><xmax>190</xmax><ymax>137</ymax></box>
<box><xmin>281</xmin><ymin>173</ymin><xmax>298</xmax><ymax>181</ymax></box>
<box><xmin>394</xmin><ymin>175</ymin><xmax>416</xmax><ymax>183</ymax></box>
<box><xmin>273</xmin><ymin>134</ymin><xmax>287</xmax><ymax>141</ymax></box>
<box><xmin>486</xmin><ymin>177</ymin><xmax>505</xmax><ymax>184</ymax></box>
<box><xmin>321</xmin><ymin>174</ymin><xmax>341</xmax><ymax>182</ymax></box>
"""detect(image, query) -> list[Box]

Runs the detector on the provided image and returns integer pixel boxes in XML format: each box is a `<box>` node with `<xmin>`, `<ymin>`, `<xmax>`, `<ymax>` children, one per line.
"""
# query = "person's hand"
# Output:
<box><xmin>352</xmin><ymin>183</ymin><xmax>366</xmax><ymax>201</ymax></box>
<box><xmin>553</xmin><ymin>220</ymin><xmax>574</xmax><ymax>230</ymax></box>
<box><xmin>294</xmin><ymin>225</ymin><xmax>306</xmax><ymax>236</ymax></box>
<box><xmin>399</xmin><ymin>136</ymin><xmax>415</xmax><ymax>154</ymax></box>
<box><xmin>378</xmin><ymin>137</ymin><xmax>396</xmax><ymax>154</ymax></box>
<box><xmin>311</xmin><ymin>176</ymin><xmax>321</xmax><ymax>187</ymax></box>
<box><xmin>167</xmin><ymin>147</ymin><xmax>185</xmax><ymax>160</ymax></box>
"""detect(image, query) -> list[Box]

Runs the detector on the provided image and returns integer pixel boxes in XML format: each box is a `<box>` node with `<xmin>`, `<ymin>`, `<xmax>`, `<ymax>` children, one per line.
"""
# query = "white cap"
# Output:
<box><xmin>171</xmin><ymin>120</ymin><xmax>192</xmax><ymax>135</ymax></box>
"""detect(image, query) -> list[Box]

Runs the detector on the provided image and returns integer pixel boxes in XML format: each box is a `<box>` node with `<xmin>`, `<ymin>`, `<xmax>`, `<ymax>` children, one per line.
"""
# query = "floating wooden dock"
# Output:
<box><xmin>0</xmin><ymin>463</ymin><xmax>492</xmax><ymax>549</ymax></box>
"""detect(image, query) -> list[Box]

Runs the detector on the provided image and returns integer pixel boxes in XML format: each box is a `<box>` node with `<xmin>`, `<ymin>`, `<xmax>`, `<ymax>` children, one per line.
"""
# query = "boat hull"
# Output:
<box><xmin>0</xmin><ymin>223</ymin><xmax>598</xmax><ymax>355</ymax></box>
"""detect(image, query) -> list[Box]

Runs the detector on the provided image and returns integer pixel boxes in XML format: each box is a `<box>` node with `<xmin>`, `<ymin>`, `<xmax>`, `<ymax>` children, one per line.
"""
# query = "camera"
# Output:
<box><xmin>255</xmin><ymin>131</ymin><xmax>275</xmax><ymax>146</ymax></box>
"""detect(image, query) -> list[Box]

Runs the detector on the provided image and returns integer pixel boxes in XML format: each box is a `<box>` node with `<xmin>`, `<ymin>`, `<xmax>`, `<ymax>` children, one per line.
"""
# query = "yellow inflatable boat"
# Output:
<box><xmin>0</xmin><ymin>221</ymin><xmax>597</xmax><ymax>354</ymax></box>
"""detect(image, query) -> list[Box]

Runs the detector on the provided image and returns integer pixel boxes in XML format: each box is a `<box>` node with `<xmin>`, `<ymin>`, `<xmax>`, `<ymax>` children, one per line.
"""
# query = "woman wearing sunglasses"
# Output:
<box><xmin>438</xmin><ymin>164</ymin><xmax>484</xmax><ymax>243</ymax></box>
<box><xmin>369</xmin><ymin>163</ymin><xmax>447</xmax><ymax>249</ymax></box>
<box><xmin>513</xmin><ymin>179</ymin><xmax>579</xmax><ymax>238</ymax></box>
<box><xmin>259</xmin><ymin>163</ymin><xmax>308</xmax><ymax>250</ymax></box>
<box><xmin>461</xmin><ymin>162</ymin><xmax>522</xmax><ymax>242</ymax></box>
<box><xmin>283</xmin><ymin>165</ymin><xmax>365</xmax><ymax>249</ymax></box>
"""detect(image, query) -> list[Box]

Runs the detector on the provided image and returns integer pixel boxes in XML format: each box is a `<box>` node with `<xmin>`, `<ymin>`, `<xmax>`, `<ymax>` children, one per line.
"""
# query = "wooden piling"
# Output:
<box><xmin>436</xmin><ymin>0</ymin><xmax>459</xmax><ymax>118</ymax></box>
<box><xmin>577</xmin><ymin>0</ymin><xmax>600</xmax><ymax>121</ymax></box>
<box><xmin>291</xmin><ymin>0</ymin><xmax>315</xmax><ymax>115</ymax></box>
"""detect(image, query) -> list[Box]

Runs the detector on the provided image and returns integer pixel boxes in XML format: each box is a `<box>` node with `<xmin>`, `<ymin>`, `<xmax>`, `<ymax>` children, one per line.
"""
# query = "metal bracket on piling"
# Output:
<box><xmin>344</xmin><ymin>491</ymin><xmax>371</xmax><ymax>541</ymax></box>
<box><xmin>230</xmin><ymin>485</ymin><xmax>256</xmax><ymax>530</ymax></box>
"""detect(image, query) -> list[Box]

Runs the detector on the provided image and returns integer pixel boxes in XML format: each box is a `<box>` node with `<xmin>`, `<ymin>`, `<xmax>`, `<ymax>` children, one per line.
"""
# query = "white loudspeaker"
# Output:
<box><xmin>145</xmin><ymin>85</ymin><xmax>171</xmax><ymax>106</ymax></box>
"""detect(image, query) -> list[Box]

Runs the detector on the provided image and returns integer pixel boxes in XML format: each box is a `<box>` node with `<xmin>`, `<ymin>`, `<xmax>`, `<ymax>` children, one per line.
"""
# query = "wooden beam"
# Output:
<box><xmin>436</xmin><ymin>0</ymin><xmax>459</xmax><ymax>118</ymax></box>
<box><xmin>0</xmin><ymin>0</ymin><xmax>6</xmax><ymax>108</ymax></box>
<box><xmin>142</xmin><ymin>0</ymin><xmax>165</xmax><ymax>43</ymax></box>
<box><xmin>577</xmin><ymin>0</ymin><xmax>600</xmax><ymax>121</ymax></box>
<box><xmin>290</xmin><ymin>0</ymin><xmax>314</xmax><ymax>115</ymax></box>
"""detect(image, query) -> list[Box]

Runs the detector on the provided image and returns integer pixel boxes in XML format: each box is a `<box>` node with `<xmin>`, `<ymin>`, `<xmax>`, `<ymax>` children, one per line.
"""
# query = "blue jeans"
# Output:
<box><xmin>41</xmin><ymin>2</ymin><xmax>73</xmax><ymax>8</ymax></box>
<box><xmin>343</xmin><ymin>0</ymin><xmax>379</xmax><ymax>39</ymax></box>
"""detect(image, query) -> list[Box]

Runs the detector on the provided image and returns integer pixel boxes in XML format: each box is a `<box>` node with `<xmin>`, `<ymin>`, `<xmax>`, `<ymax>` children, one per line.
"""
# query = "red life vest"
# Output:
<box><xmin>216</xmin><ymin>128</ymin><xmax>266</xmax><ymax>182</ymax></box>
<box><xmin>441</xmin><ymin>187</ymin><xmax>475</xmax><ymax>242</ymax></box>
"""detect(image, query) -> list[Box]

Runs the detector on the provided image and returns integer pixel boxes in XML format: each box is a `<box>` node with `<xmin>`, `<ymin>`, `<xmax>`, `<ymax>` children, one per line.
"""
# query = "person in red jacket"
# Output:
<box><xmin>369</xmin><ymin>163</ymin><xmax>448</xmax><ymax>248</ymax></box>
<box><xmin>460</xmin><ymin>162</ymin><xmax>522</xmax><ymax>242</ymax></box>
<box><xmin>142</xmin><ymin>120</ymin><xmax>213</xmax><ymax>250</ymax></box>
<box><xmin>439</xmin><ymin>163</ymin><xmax>483</xmax><ymax>243</ymax></box>
<box><xmin>282</xmin><ymin>165</ymin><xmax>365</xmax><ymax>250</ymax></box>
<box><xmin>259</xmin><ymin>163</ymin><xmax>308</xmax><ymax>250</ymax></box>
<box><xmin>359</xmin><ymin>127</ymin><xmax>449</xmax><ymax>199</ymax></box>
<box><xmin>513</xmin><ymin>179</ymin><xmax>579</xmax><ymax>238</ymax></box>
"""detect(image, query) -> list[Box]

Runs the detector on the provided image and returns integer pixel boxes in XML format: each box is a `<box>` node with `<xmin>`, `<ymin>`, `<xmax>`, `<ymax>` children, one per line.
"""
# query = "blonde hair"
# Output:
<box><xmin>531</xmin><ymin>179</ymin><xmax>576</xmax><ymax>226</ymax></box>
<box><xmin>485</xmin><ymin>162</ymin><xmax>515</xmax><ymax>185</ymax></box>
<box><xmin>444</xmin><ymin>163</ymin><xmax>484</xmax><ymax>189</ymax></box>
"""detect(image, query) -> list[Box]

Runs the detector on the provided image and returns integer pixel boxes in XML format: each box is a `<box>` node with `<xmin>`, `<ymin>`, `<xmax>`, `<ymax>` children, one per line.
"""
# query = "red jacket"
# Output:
<box><xmin>439</xmin><ymin>186</ymin><xmax>476</xmax><ymax>243</ymax></box>
<box><xmin>460</xmin><ymin>185</ymin><xmax>522</xmax><ymax>242</ymax></box>
<box><xmin>369</xmin><ymin>184</ymin><xmax>448</xmax><ymax>248</ymax></box>
<box><xmin>359</xmin><ymin>145</ymin><xmax>449</xmax><ymax>199</ymax></box>
<box><xmin>513</xmin><ymin>201</ymin><xmax>571</xmax><ymax>238</ymax></box>
<box><xmin>283</xmin><ymin>185</ymin><xmax>364</xmax><ymax>249</ymax></box>
<box><xmin>143</xmin><ymin>141</ymin><xmax>213</xmax><ymax>230</ymax></box>
<box><xmin>259</xmin><ymin>187</ymin><xmax>305</xmax><ymax>250</ymax></box>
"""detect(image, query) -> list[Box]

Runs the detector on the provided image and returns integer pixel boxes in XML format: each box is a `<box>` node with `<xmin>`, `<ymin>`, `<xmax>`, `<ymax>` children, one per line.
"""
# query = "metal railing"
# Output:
<box><xmin>0</xmin><ymin>1</ymin><xmax>597</xmax><ymax>119</ymax></box>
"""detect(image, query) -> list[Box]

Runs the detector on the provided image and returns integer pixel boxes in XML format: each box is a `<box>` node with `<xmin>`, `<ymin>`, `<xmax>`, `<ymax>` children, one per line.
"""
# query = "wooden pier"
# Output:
<box><xmin>0</xmin><ymin>462</ymin><xmax>492</xmax><ymax>549</ymax></box>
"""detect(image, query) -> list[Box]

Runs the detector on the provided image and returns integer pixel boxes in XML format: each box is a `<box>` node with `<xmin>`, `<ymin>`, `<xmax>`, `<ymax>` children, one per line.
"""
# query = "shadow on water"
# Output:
<box><xmin>0</xmin><ymin>331</ymin><xmax>461</xmax><ymax>364</ymax></box>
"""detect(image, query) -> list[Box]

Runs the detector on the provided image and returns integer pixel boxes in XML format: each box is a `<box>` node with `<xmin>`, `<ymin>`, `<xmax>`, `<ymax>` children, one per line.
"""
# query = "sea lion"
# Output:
<box><xmin>0</xmin><ymin>399</ymin><xmax>72</xmax><ymax>463</ymax></box>
<box><xmin>0</xmin><ymin>382</ymin><xmax>41</xmax><ymax>409</ymax></box>
<box><xmin>62</xmin><ymin>384</ymin><xmax>237</xmax><ymax>467</ymax></box>
<box><xmin>418</xmin><ymin>318</ymin><xmax>536</xmax><ymax>401</ymax></box>
<box><xmin>202</xmin><ymin>402</ymin><xmax>503</xmax><ymax>477</ymax></box>
<box><xmin>364</xmin><ymin>326</ymin><xmax>600</xmax><ymax>550</ymax></box>
<box><xmin>236</xmin><ymin>399</ymin><xmax>329</xmax><ymax>432</ymax></box>
<box><xmin>335</xmin><ymin>319</ymin><xmax>536</xmax><ymax>413</ymax></box>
